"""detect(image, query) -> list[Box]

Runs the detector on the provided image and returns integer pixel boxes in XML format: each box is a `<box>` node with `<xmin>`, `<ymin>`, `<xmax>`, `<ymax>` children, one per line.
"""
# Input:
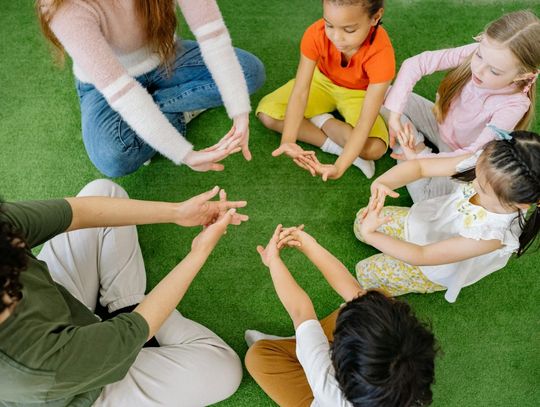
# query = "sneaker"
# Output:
<box><xmin>183</xmin><ymin>109</ymin><xmax>207</xmax><ymax>124</ymax></box>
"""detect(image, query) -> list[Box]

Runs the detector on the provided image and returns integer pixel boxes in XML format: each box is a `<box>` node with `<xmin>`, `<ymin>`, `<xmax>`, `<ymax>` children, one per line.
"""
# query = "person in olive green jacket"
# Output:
<box><xmin>0</xmin><ymin>179</ymin><xmax>248</xmax><ymax>407</ymax></box>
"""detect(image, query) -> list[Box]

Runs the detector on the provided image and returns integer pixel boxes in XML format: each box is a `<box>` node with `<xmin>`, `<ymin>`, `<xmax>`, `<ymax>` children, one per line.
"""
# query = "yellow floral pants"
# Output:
<box><xmin>353</xmin><ymin>206</ymin><xmax>445</xmax><ymax>296</ymax></box>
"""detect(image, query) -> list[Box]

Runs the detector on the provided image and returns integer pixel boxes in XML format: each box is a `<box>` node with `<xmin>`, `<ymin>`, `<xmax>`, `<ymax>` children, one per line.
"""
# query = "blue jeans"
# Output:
<box><xmin>76</xmin><ymin>40</ymin><xmax>266</xmax><ymax>177</ymax></box>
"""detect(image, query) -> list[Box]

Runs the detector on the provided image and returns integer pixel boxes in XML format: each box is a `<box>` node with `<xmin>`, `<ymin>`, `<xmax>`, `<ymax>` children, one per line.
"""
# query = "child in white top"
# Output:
<box><xmin>245</xmin><ymin>225</ymin><xmax>437</xmax><ymax>406</ymax></box>
<box><xmin>383</xmin><ymin>10</ymin><xmax>539</xmax><ymax>202</ymax></box>
<box><xmin>354</xmin><ymin>130</ymin><xmax>540</xmax><ymax>302</ymax></box>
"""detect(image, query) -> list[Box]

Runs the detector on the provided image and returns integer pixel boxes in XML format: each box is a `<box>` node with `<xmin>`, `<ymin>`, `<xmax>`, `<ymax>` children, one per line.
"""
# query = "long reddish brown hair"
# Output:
<box><xmin>433</xmin><ymin>10</ymin><xmax>540</xmax><ymax>130</ymax></box>
<box><xmin>36</xmin><ymin>0</ymin><xmax>178</xmax><ymax>69</ymax></box>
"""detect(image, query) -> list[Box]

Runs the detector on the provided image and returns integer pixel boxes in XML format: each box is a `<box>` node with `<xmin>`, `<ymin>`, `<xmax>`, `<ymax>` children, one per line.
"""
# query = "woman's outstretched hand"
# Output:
<box><xmin>176</xmin><ymin>186</ymin><xmax>248</xmax><ymax>227</ymax></box>
<box><xmin>184</xmin><ymin>127</ymin><xmax>242</xmax><ymax>171</ymax></box>
<box><xmin>191</xmin><ymin>207</ymin><xmax>241</xmax><ymax>254</ymax></box>
<box><xmin>232</xmin><ymin>112</ymin><xmax>252</xmax><ymax>161</ymax></box>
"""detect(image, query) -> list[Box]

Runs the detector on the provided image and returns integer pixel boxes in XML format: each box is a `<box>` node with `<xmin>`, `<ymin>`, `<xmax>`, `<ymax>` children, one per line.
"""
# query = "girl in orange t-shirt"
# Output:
<box><xmin>257</xmin><ymin>0</ymin><xmax>395</xmax><ymax>179</ymax></box>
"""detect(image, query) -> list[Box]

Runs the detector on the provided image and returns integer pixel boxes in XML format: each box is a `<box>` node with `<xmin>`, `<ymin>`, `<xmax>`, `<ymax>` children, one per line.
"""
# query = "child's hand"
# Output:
<box><xmin>277</xmin><ymin>224</ymin><xmax>306</xmax><ymax>249</ymax></box>
<box><xmin>310</xmin><ymin>162</ymin><xmax>341</xmax><ymax>181</ymax></box>
<box><xmin>191</xmin><ymin>208</ymin><xmax>238</xmax><ymax>254</ymax></box>
<box><xmin>257</xmin><ymin>224</ymin><xmax>284</xmax><ymax>267</ymax></box>
<box><xmin>390</xmin><ymin>123</ymin><xmax>418</xmax><ymax>161</ymax></box>
<box><xmin>388</xmin><ymin>111</ymin><xmax>405</xmax><ymax>148</ymax></box>
<box><xmin>273</xmin><ymin>143</ymin><xmax>320</xmax><ymax>176</ymax></box>
<box><xmin>359</xmin><ymin>197</ymin><xmax>392</xmax><ymax>238</ymax></box>
<box><xmin>370</xmin><ymin>180</ymin><xmax>399</xmax><ymax>207</ymax></box>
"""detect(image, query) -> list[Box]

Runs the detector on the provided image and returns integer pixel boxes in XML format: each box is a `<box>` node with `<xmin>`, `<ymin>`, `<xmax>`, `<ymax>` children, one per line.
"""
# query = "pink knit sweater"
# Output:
<box><xmin>384</xmin><ymin>43</ymin><xmax>530</xmax><ymax>157</ymax></box>
<box><xmin>46</xmin><ymin>0</ymin><xmax>251</xmax><ymax>165</ymax></box>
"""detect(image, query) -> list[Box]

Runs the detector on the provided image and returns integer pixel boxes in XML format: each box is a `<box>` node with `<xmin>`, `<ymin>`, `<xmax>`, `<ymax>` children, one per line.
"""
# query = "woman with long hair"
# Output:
<box><xmin>37</xmin><ymin>0</ymin><xmax>265</xmax><ymax>177</ymax></box>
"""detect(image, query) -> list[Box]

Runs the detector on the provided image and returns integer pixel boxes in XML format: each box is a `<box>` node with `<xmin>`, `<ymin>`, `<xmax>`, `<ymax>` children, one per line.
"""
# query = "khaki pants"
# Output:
<box><xmin>245</xmin><ymin>310</ymin><xmax>340</xmax><ymax>407</ymax></box>
<box><xmin>38</xmin><ymin>179</ymin><xmax>242</xmax><ymax>407</ymax></box>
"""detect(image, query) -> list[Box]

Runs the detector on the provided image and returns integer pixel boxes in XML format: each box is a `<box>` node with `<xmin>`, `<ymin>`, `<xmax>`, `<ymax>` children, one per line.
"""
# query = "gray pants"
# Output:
<box><xmin>38</xmin><ymin>179</ymin><xmax>242</xmax><ymax>407</ymax></box>
<box><xmin>381</xmin><ymin>92</ymin><xmax>456</xmax><ymax>203</ymax></box>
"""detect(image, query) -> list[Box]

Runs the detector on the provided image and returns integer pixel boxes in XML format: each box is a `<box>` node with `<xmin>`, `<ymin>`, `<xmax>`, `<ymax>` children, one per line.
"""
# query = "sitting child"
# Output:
<box><xmin>257</xmin><ymin>0</ymin><xmax>395</xmax><ymax>180</ymax></box>
<box><xmin>246</xmin><ymin>225</ymin><xmax>437</xmax><ymax>406</ymax></box>
<box><xmin>355</xmin><ymin>129</ymin><xmax>540</xmax><ymax>302</ymax></box>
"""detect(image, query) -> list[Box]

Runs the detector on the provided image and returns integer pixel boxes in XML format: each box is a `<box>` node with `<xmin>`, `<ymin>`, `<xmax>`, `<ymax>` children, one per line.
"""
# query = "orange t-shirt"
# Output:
<box><xmin>300</xmin><ymin>19</ymin><xmax>395</xmax><ymax>90</ymax></box>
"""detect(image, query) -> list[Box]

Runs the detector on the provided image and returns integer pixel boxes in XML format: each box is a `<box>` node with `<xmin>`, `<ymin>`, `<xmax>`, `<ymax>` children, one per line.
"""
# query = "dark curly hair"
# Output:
<box><xmin>331</xmin><ymin>291</ymin><xmax>438</xmax><ymax>406</ymax></box>
<box><xmin>0</xmin><ymin>202</ymin><xmax>27</xmax><ymax>314</ymax></box>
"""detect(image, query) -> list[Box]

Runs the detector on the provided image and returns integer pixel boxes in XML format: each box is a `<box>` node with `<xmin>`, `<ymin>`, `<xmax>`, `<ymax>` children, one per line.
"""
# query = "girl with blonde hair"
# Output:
<box><xmin>37</xmin><ymin>0</ymin><xmax>265</xmax><ymax>177</ymax></box>
<box><xmin>383</xmin><ymin>10</ymin><xmax>540</xmax><ymax>202</ymax></box>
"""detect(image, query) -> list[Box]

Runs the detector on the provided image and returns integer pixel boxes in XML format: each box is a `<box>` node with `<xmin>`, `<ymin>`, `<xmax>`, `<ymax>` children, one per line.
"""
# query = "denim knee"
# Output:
<box><xmin>236</xmin><ymin>49</ymin><xmax>266</xmax><ymax>95</ymax></box>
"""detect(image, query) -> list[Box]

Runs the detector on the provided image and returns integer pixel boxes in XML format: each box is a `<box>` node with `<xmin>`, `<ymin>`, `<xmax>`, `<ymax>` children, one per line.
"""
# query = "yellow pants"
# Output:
<box><xmin>256</xmin><ymin>68</ymin><xmax>389</xmax><ymax>146</ymax></box>
<box><xmin>354</xmin><ymin>206</ymin><xmax>445</xmax><ymax>296</ymax></box>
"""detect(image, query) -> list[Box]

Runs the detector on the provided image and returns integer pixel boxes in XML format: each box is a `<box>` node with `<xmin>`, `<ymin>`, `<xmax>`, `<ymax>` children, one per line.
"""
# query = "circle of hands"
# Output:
<box><xmin>182</xmin><ymin>111</ymin><xmax>418</xmax><ymax>249</ymax></box>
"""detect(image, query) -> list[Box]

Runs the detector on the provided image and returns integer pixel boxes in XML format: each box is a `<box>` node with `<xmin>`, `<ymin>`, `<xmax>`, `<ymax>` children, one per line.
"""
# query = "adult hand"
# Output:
<box><xmin>232</xmin><ymin>113</ymin><xmax>252</xmax><ymax>161</ymax></box>
<box><xmin>191</xmin><ymin>208</ymin><xmax>238</xmax><ymax>254</ymax></box>
<box><xmin>184</xmin><ymin>127</ymin><xmax>242</xmax><ymax>171</ymax></box>
<box><xmin>358</xmin><ymin>197</ymin><xmax>391</xmax><ymax>238</ymax></box>
<box><xmin>272</xmin><ymin>143</ymin><xmax>320</xmax><ymax>176</ymax></box>
<box><xmin>256</xmin><ymin>224</ymin><xmax>284</xmax><ymax>267</ymax></box>
<box><xmin>176</xmin><ymin>186</ymin><xmax>248</xmax><ymax>227</ymax></box>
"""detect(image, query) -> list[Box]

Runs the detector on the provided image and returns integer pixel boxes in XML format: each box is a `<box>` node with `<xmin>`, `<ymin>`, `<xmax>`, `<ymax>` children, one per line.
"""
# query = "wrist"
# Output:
<box><xmin>267</xmin><ymin>256</ymin><xmax>284</xmax><ymax>269</ymax></box>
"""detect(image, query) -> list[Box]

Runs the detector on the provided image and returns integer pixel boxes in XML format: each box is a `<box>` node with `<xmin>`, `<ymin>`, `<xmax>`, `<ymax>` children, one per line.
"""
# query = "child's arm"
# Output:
<box><xmin>257</xmin><ymin>225</ymin><xmax>317</xmax><ymax>329</ymax></box>
<box><xmin>275</xmin><ymin>56</ymin><xmax>318</xmax><ymax>149</ymax></box>
<box><xmin>334</xmin><ymin>81</ymin><xmax>391</xmax><ymax>177</ymax></box>
<box><xmin>278</xmin><ymin>227</ymin><xmax>364</xmax><ymax>302</ymax></box>
<box><xmin>359</xmin><ymin>199</ymin><xmax>503</xmax><ymax>266</ymax></box>
<box><xmin>372</xmin><ymin>152</ymin><xmax>473</xmax><ymax>196</ymax></box>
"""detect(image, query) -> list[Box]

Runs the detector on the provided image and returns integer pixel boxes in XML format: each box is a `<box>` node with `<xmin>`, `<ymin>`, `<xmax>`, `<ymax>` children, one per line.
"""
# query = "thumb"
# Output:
<box><xmin>242</xmin><ymin>145</ymin><xmax>252</xmax><ymax>161</ymax></box>
<box><xmin>390</xmin><ymin>152</ymin><xmax>405</xmax><ymax>161</ymax></box>
<box><xmin>387</xmin><ymin>189</ymin><xmax>400</xmax><ymax>198</ymax></box>
<box><xmin>208</xmin><ymin>163</ymin><xmax>225</xmax><ymax>172</ymax></box>
<box><xmin>200</xmin><ymin>185</ymin><xmax>220</xmax><ymax>201</ymax></box>
<box><xmin>256</xmin><ymin>245</ymin><xmax>265</xmax><ymax>256</ymax></box>
<box><xmin>271</xmin><ymin>146</ymin><xmax>284</xmax><ymax>157</ymax></box>
<box><xmin>322</xmin><ymin>171</ymin><xmax>328</xmax><ymax>182</ymax></box>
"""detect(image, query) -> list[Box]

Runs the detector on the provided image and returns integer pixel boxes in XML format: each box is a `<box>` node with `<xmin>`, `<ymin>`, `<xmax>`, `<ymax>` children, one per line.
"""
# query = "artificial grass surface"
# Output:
<box><xmin>1</xmin><ymin>0</ymin><xmax>539</xmax><ymax>406</ymax></box>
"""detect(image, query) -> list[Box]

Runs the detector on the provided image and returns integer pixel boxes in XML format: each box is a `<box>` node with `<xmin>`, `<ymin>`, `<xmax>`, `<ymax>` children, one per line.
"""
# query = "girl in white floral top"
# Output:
<box><xmin>354</xmin><ymin>130</ymin><xmax>540</xmax><ymax>302</ymax></box>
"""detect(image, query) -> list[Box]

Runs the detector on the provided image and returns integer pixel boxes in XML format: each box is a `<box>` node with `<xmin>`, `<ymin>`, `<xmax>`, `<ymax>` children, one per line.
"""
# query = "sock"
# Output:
<box><xmin>321</xmin><ymin>137</ymin><xmax>375</xmax><ymax>179</ymax></box>
<box><xmin>309</xmin><ymin>113</ymin><xmax>334</xmax><ymax>129</ymax></box>
<box><xmin>244</xmin><ymin>330</ymin><xmax>295</xmax><ymax>347</ymax></box>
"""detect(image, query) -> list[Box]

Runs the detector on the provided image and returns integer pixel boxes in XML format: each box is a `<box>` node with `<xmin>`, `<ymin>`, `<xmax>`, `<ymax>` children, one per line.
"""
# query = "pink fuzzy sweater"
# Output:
<box><xmin>45</xmin><ymin>0</ymin><xmax>251</xmax><ymax>164</ymax></box>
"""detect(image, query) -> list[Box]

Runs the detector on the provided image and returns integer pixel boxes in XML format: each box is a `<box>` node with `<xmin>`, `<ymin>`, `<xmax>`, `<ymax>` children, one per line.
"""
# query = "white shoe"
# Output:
<box><xmin>183</xmin><ymin>109</ymin><xmax>207</xmax><ymax>124</ymax></box>
<box><xmin>244</xmin><ymin>330</ymin><xmax>295</xmax><ymax>347</ymax></box>
<box><xmin>143</xmin><ymin>159</ymin><xmax>151</xmax><ymax>166</ymax></box>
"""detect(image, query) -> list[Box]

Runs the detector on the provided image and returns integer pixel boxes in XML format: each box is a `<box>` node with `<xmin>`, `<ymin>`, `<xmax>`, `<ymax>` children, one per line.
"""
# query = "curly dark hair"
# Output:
<box><xmin>331</xmin><ymin>290</ymin><xmax>438</xmax><ymax>406</ymax></box>
<box><xmin>0</xmin><ymin>202</ymin><xmax>27</xmax><ymax>314</ymax></box>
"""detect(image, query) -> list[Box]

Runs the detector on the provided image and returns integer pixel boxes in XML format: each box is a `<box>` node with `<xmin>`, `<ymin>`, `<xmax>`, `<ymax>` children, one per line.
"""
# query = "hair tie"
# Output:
<box><xmin>487</xmin><ymin>124</ymin><xmax>513</xmax><ymax>141</ymax></box>
<box><xmin>522</xmin><ymin>71</ymin><xmax>538</xmax><ymax>94</ymax></box>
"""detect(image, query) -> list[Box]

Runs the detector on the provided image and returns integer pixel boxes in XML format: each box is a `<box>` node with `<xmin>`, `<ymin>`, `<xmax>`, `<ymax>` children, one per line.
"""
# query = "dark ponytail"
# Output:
<box><xmin>452</xmin><ymin>131</ymin><xmax>540</xmax><ymax>256</ymax></box>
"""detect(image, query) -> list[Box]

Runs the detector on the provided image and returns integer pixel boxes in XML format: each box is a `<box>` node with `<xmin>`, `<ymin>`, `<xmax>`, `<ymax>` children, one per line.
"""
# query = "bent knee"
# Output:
<box><xmin>257</xmin><ymin>112</ymin><xmax>282</xmax><ymax>132</ymax></box>
<box><xmin>353</xmin><ymin>207</ymin><xmax>367</xmax><ymax>242</ymax></box>
<box><xmin>77</xmin><ymin>179</ymin><xmax>128</xmax><ymax>198</ymax></box>
<box><xmin>360</xmin><ymin>138</ymin><xmax>387</xmax><ymax>160</ymax></box>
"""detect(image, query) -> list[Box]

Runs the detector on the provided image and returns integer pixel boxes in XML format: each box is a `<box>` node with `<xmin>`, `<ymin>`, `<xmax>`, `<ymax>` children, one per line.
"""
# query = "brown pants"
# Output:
<box><xmin>245</xmin><ymin>310</ymin><xmax>340</xmax><ymax>407</ymax></box>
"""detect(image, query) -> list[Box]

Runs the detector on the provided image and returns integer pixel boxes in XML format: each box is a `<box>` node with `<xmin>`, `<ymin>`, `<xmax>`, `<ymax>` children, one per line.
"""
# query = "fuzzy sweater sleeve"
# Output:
<box><xmin>177</xmin><ymin>0</ymin><xmax>251</xmax><ymax>118</ymax></box>
<box><xmin>48</xmin><ymin>0</ymin><xmax>192</xmax><ymax>164</ymax></box>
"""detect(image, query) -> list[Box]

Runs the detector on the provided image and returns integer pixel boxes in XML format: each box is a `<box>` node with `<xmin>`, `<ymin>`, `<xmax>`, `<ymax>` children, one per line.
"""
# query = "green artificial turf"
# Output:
<box><xmin>1</xmin><ymin>1</ymin><xmax>539</xmax><ymax>406</ymax></box>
